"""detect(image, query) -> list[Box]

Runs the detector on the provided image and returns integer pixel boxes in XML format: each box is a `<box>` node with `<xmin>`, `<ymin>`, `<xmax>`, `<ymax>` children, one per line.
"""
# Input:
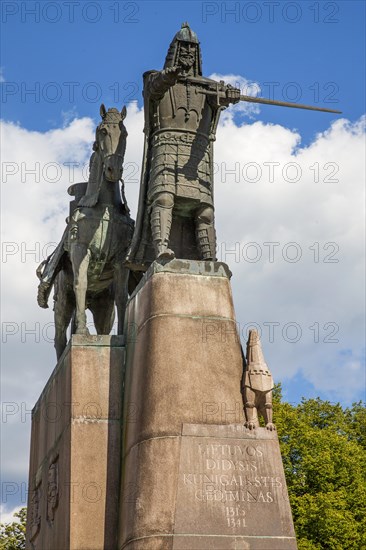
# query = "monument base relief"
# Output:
<box><xmin>118</xmin><ymin>260</ymin><xmax>297</xmax><ymax>549</ymax></box>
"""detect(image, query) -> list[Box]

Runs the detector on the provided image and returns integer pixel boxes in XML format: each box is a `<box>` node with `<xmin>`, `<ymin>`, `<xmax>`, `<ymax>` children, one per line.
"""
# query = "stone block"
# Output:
<box><xmin>25</xmin><ymin>335</ymin><xmax>124</xmax><ymax>550</ymax></box>
<box><xmin>118</xmin><ymin>260</ymin><xmax>297</xmax><ymax>549</ymax></box>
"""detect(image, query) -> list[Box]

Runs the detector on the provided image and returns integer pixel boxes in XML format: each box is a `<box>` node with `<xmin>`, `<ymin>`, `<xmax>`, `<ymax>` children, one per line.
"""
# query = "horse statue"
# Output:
<box><xmin>36</xmin><ymin>104</ymin><xmax>136</xmax><ymax>359</ymax></box>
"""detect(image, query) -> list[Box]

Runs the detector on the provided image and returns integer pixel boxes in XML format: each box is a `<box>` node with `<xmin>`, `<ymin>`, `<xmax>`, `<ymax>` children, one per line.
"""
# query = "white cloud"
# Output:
<box><xmin>0</xmin><ymin>505</ymin><xmax>23</xmax><ymax>524</ymax></box>
<box><xmin>213</xmin><ymin>112</ymin><xmax>365</xmax><ymax>403</ymax></box>
<box><xmin>209</xmin><ymin>72</ymin><xmax>261</xmax><ymax>119</ymax></box>
<box><xmin>0</xmin><ymin>89</ymin><xmax>365</xmax><ymax>508</ymax></box>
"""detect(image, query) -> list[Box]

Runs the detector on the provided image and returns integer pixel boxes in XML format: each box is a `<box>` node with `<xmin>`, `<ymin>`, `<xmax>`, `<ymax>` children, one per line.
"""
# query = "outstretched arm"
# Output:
<box><xmin>145</xmin><ymin>67</ymin><xmax>182</xmax><ymax>99</ymax></box>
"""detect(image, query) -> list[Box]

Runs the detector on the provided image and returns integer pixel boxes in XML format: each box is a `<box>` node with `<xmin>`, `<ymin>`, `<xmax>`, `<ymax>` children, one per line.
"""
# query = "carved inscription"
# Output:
<box><xmin>174</xmin><ymin>428</ymin><xmax>292</xmax><ymax>537</ymax></box>
<box><xmin>185</xmin><ymin>443</ymin><xmax>282</xmax><ymax>509</ymax></box>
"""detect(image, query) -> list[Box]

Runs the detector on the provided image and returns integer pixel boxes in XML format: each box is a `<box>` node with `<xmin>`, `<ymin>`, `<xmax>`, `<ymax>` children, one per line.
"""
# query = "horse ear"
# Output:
<box><xmin>100</xmin><ymin>104</ymin><xmax>107</xmax><ymax>119</ymax></box>
<box><xmin>121</xmin><ymin>106</ymin><xmax>127</xmax><ymax>120</ymax></box>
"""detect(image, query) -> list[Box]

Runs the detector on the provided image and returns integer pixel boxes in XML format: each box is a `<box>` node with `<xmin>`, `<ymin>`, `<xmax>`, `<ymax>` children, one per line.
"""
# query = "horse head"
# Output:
<box><xmin>96</xmin><ymin>104</ymin><xmax>127</xmax><ymax>182</ymax></box>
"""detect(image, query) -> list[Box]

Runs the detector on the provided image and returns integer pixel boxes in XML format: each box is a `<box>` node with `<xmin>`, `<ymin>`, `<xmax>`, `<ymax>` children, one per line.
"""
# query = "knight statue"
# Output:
<box><xmin>126</xmin><ymin>22</ymin><xmax>241</xmax><ymax>270</ymax></box>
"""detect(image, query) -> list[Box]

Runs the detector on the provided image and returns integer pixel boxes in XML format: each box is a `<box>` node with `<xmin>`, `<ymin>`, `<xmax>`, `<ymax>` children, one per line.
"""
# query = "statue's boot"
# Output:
<box><xmin>151</xmin><ymin>195</ymin><xmax>175</xmax><ymax>260</ymax></box>
<box><xmin>196</xmin><ymin>206</ymin><xmax>217</xmax><ymax>261</ymax></box>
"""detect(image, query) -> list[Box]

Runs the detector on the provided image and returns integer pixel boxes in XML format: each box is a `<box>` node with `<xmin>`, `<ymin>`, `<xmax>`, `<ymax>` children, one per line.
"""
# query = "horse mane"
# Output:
<box><xmin>89</xmin><ymin>150</ymin><xmax>101</xmax><ymax>185</ymax></box>
<box><xmin>78</xmin><ymin>107</ymin><xmax>127</xmax><ymax>208</ymax></box>
<box><xmin>78</xmin><ymin>149</ymin><xmax>103</xmax><ymax>207</ymax></box>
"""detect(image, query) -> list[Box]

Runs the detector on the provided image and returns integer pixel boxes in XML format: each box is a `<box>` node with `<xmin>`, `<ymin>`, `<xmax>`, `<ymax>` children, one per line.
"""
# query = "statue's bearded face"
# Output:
<box><xmin>178</xmin><ymin>42</ymin><xmax>196</xmax><ymax>69</ymax></box>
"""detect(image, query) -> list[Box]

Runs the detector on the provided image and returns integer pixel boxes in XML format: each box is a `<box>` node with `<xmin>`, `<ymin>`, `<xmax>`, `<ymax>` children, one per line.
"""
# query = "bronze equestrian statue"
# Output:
<box><xmin>36</xmin><ymin>105</ymin><xmax>135</xmax><ymax>359</ymax></box>
<box><xmin>36</xmin><ymin>25</ymin><xmax>341</xmax><ymax>357</ymax></box>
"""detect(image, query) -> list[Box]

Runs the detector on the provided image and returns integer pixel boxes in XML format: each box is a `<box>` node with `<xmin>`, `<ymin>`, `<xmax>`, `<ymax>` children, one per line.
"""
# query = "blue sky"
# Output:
<box><xmin>1</xmin><ymin>0</ymin><xmax>365</xmax><ymax>517</ymax></box>
<box><xmin>1</xmin><ymin>1</ymin><xmax>364</xmax><ymax>140</ymax></box>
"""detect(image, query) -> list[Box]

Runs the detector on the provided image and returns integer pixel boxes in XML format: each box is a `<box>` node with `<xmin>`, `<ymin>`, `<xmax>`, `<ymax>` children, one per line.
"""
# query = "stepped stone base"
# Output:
<box><xmin>25</xmin><ymin>260</ymin><xmax>297</xmax><ymax>549</ymax></box>
<box><xmin>25</xmin><ymin>335</ymin><xmax>124</xmax><ymax>550</ymax></box>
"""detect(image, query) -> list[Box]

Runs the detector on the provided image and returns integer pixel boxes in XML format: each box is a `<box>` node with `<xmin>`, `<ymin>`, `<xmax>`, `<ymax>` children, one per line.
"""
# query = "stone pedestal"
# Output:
<box><xmin>25</xmin><ymin>335</ymin><xmax>124</xmax><ymax>550</ymax></box>
<box><xmin>118</xmin><ymin>260</ymin><xmax>297</xmax><ymax>549</ymax></box>
<box><xmin>173</xmin><ymin>424</ymin><xmax>296</xmax><ymax>549</ymax></box>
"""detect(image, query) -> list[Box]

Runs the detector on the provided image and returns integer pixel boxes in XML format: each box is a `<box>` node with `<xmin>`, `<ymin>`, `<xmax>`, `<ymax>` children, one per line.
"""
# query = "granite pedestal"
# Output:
<box><xmin>25</xmin><ymin>335</ymin><xmax>124</xmax><ymax>550</ymax></box>
<box><xmin>25</xmin><ymin>260</ymin><xmax>297</xmax><ymax>549</ymax></box>
<box><xmin>118</xmin><ymin>260</ymin><xmax>297</xmax><ymax>549</ymax></box>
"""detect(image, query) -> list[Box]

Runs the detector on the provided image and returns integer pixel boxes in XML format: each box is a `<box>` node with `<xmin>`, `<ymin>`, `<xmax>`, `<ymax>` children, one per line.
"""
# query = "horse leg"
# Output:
<box><xmin>114</xmin><ymin>264</ymin><xmax>129</xmax><ymax>335</ymax></box>
<box><xmin>53</xmin><ymin>272</ymin><xmax>75</xmax><ymax>360</ymax></box>
<box><xmin>70</xmin><ymin>245</ymin><xmax>90</xmax><ymax>335</ymax></box>
<box><xmin>89</xmin><ymin>287</ymin><xmax>115</xmax><ymax>335</ymax></box>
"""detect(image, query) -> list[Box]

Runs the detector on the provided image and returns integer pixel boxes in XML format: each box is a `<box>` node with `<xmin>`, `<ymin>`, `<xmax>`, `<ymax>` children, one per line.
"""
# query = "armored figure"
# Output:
<box><xmin>126</xmin><ymin>23</ymin><xmax>241</xmax><ymax>269</ymax></box>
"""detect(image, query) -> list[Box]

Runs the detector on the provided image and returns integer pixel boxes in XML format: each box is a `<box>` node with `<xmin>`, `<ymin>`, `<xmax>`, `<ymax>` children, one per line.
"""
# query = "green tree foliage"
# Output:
<box><xmin>0</xmin><ymin>508</ymin><xmax>26</xmax><ymax>550</ymax></box>
<box><xmin>0</xmin><ymin>394</ymin><xmax>364</xmax><ymax>549</ymax></box>
<box><xmin>273</xmin><ymin>385</ymin><xmax>366</xmax><ymax>550</ymax></box>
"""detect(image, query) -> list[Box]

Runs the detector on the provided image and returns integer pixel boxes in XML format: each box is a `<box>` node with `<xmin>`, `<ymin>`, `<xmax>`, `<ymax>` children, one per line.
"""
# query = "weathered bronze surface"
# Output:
<box><xmin>36</xmin><ymin>105</ymin><xmax>135</xmax><ymax>358</ymax></box>
<box><xmin>202</xmin><ymin>89</ymin><xmax>342</xmax><ymax>114</ymax></box>
<box><xmin>126</xmin><ymin>23</ymin><xmax>242</xmax><ymax>269</ymax></box>
<box><xmin>126</xmin><ymin>22</ymin><xmax>341</xmax><ymax>271</ymax></box>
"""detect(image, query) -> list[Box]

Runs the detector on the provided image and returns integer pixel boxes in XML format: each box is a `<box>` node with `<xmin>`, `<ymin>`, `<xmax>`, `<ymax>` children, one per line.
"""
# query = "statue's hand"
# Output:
<box><xmin>226</xmin><ymin>84</ymin><xmax>241</xmax><ymax>104</ymax></box>
<box><xmin>165</xmin><ymin>66</ymin><xmax>181</xmax><ymax>79</ymax></box>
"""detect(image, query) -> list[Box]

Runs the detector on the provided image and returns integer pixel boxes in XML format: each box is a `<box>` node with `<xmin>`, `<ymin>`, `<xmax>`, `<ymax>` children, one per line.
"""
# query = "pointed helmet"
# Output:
<box><xmin>163</xmin><ymin>22</ymin><xmax>202</xmax><ymax>75</ymax></box>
